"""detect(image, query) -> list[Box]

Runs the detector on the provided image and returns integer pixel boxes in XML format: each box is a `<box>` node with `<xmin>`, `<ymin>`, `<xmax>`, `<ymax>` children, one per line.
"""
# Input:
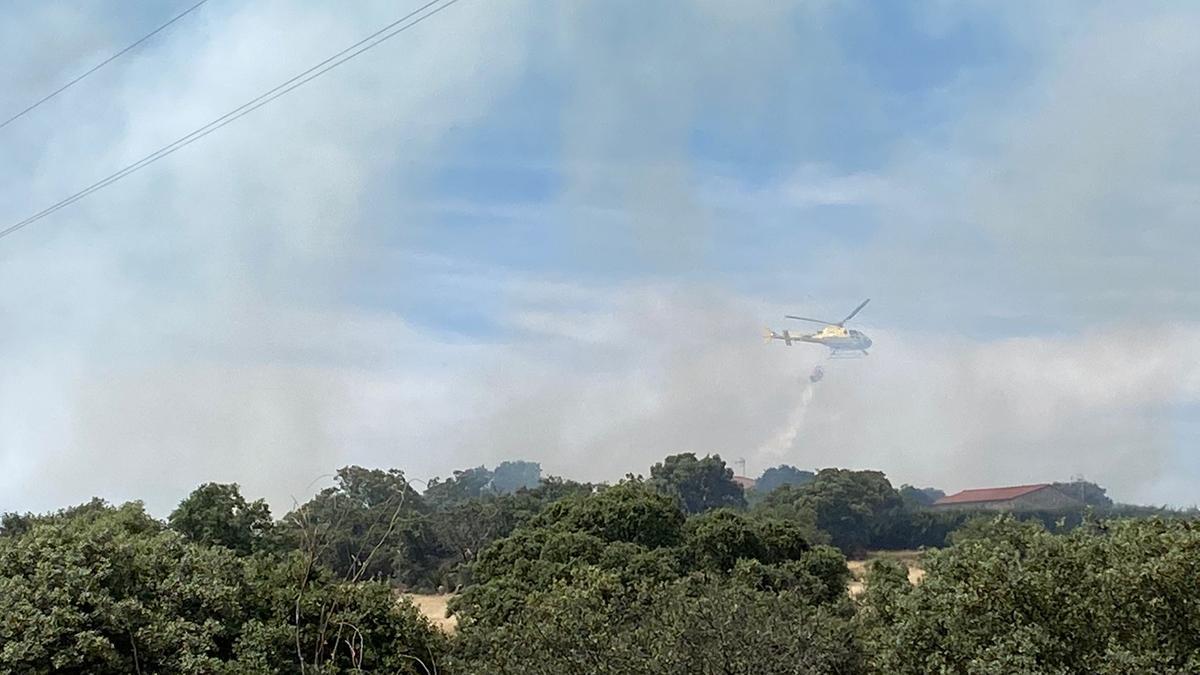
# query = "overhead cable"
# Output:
<box><xmin>1</xmin><ymin>0</ymin><xmax>463</xmax><ymax>242</ymax></box>
<box><xmin>0</xmin><ymin>0</ymin><xmax>210</xmax><ymax>132</ymax></box>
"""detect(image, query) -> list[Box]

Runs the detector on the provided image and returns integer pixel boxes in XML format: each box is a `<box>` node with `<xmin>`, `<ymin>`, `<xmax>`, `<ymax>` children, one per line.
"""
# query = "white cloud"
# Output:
<box><xmin>968</xmin><ymin>6</ymin><xmax>1200</xmax><ymax>313</ymax></box>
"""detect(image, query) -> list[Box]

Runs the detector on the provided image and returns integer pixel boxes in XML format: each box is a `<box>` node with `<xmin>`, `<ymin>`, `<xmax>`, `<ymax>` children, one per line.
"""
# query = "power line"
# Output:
<box><xmin>0</xmin><ymin>0</ymin><xmax>210</xmax><ymax>132</ymax></box>
<box><xmin>1</xmin><ymin>0</ymin><xmax>463</xmax><ymax>243</ymax></box>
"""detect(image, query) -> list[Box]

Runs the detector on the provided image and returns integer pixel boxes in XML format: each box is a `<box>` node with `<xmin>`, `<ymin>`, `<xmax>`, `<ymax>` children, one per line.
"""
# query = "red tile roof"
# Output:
<box><xmin>934</xmin><ymin>483</ymin><xmax>1051</xmax><ymax>505</ymax></box>
<box><xmin>732</xmin><ymin>475</ymin><xmax>756</xmax><ymax>490</ymax></box>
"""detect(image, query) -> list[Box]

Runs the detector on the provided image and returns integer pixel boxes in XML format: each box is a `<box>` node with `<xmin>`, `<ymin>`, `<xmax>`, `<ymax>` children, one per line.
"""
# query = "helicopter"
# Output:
<box><xmin>765</xmin><ymin>298</ymin><xmax>873</xmax><ymax>358</ymax></box>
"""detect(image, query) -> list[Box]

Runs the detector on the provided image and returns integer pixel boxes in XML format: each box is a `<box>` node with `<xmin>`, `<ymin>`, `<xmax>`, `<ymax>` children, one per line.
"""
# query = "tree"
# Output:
<box><xmin>281</xmin><ymin>465</ymin><xmax>434</xmax><ymax>587</ymax></box>
<box><xmin>535</xmin><ymin>479</ymin><xmax>686</xmax><ymax>549</ymax></box>
<box><xmin>1052</xmin><ymin>479</ymin><xmax>1113</xmax><ymax>507</ymax></box>
<box><xmin>424</xmin><ymin>466</ymin><xmax>495</xmax><ymax>507</ymax></box>
<box><xmin>871</xmin><ymin>508</ymin><xmax>970</xmax><ymax>550</ymax></box>
<box><xmin>490</xmin><ymin>460</ymin><xmax>542</xmax><ymax>494</ymax></box>
<box><xmin>0</xmin><ymin>500</ymin><xmax>446</xmax><ymax>673</ymax></box>
<box><xmin>451</xmin><ymin>576</ymin><xmax>862</xmax><ymax>675</ymax></box>
<box><xmin>859</xmin><ymin>517</ymin><xmax>1200</xmax><ymax>674</ymax></box>
<box><xmin>2</xmin><ymin>497</ymin><xmax>116</xmax><ymax>538</ymax></box>
<box><xmin>755</xmin><ymin>465</ymin><xmax>816</xmax><ymax>495</ymax></box>
<box><xmin>426</xmin><ymin>477</ymin><xmax>598</xmax><ymax>589</ymax></box>
<box><xmin>640</xmin><ymin>580</ymin><xmax>861</xmax><ymax>674</ymax></box>
<box><xmin>331</xmin><ymin>465</ymin><xmax>425</xmax><ymax>511</ymax></box>
<box><xmin>450</xmin><ymin>474</ymin><xmax>855</xmax><ymax>674</ymax></box>
<box><xmin>524</xmin><ymin>475</ymin><xmax>596</xmax><ymax>503</ymax></box>
<box><xmin>0</xmin><ymin>512</ymin><xmax>33</xmax><ymax>538</ymax></box>
<box><xmin>650</xmin><ymin>453</ymin><xmax>746</xmax><ymax>514</ymax></box>
<box><xmin>760</xmin><ymin>468</ymin><xmax>903</xmax><ymax>555</ymax></box>
<box><xmin>168</xmin><ymin>482</ymin><xmax>273</xmax><ymax>555</ymax></box>
<box><xmin>897</xmin><ymin>484</ymin><xmax>944</xmax><ymax>508</ymax></box>
<box><xmin>751</xmin><ymin>486</ymin><xmax>830</xmax><ymax>544</ymax></box>
<box><xmin>452</xmin><ymin>478</ymin><xmax>845</xmax><ymax>633</ymax></box>
<box><xmin>682</xmin><ymin>510</ymin><xmax>771</xmax><ymax>572</ymax></box>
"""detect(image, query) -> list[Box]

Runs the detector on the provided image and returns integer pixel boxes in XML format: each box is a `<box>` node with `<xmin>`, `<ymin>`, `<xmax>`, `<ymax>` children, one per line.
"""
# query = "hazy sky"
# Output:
<box><xmin>2</xmin><ymin>0</ymin><xmax>1198</xmax><ymax>515</ymax></box>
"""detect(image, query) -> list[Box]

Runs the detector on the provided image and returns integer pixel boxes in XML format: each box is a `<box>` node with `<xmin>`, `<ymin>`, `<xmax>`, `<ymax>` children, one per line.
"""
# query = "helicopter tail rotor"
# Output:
<box><xmin>765</xmin><ymin>329</ymin><xmax>795</xmax><ymax>346</ymax></box>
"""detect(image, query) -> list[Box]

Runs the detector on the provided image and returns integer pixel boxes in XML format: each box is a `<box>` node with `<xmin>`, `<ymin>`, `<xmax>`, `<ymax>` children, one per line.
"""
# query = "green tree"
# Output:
<box><xmin>759</xmin><ymin>468</ymin><xmax>902</xmax><ymax>555</ymax></box>
<box><xmin>451</xmin><ymin>477</ymin><xmax>847</xmax><ymax>642</ymax></box>
<box><xmin>169</xmin><ymin>482</ymin><xmax>273</xmax><ymax>555</ymax></box>
<box><xmin>0</xmin><ymin>500</ymin><xmax>445</xmax><ymax>673</ymax></box>
<box><xmin>682</xmin><ymin>509</ymin><xmax>771</xmax><ymax>572</ymax></box>
<box><xmin>897</xmin><ymin>484</ymin><xmax>944</xmax><ymax>508</ymax></box>
<box><xmin>423</xmin><ymin>466</ymin><xmax>495</xmax><ymax>507</ymax></box>
<box><xmin>332</xmin><ymin>465</ymin><xmax>424</xmax><ymax>510</ymax></box>
<box><xmin>871</xmin><ymin>508</ymin><xmax>970</xmax><ymax>550</ymax></box>
<box><xmin>452</xmin><ymin>574</ymin><xmax>862</xmax><ymax>675</ymax></box>
<box><xmin>490</xmin><ymin>460</ymin><xmax>542</xmax><ymax>494</ymax></box>
<box><xmin>650</xmin><ymin>453</ymin><xmax>746</xmax><ymax>514</ymax></box>
<box><xmin>1052</xmin><ymin>479</ymin><xmax>1113</xmax><ymax>507</ymax></box>
<box><xmin>637</xmin><ymin>579</ymin><xmax>860</xmax><ymax>674</ymax></box>
<box><xmin>535</xmin><ymin>479</ymin><xmax>686</xmax><ymax>548</ymax></box>
<box><xmin>859</xmin><ymin>517</ymin><xmax>1200</xmax><ymax>674</ymax></box>
<box><xmin>681</xmin><ymin>510</ymin><xmax>848</xmax><ymax>603</ymax></box>
<box><xmin>524</xmin><ymin>475</ymin><xmax>596</xmax><ymax>502</ymax></box>
<box><xmin>0</xmin><ymin>512</ymin><xmax>34</xmax><ymax>538</ymax></box>
<box><xmin>426</xmin><ymin>477</ymin><xmax>596</xmax><ymax>588</ymax></box>
<box><xmin>281</xmin><ymin>465</ymin><xmax>434</xmax><ymax>587</ymax></box>
<box><xmin>755</xmin><ymin>464</ymin><xmax>816</xmax><ymax>495</ymax></box>
<box><xmin>427</xmin><ymin>494</ymin><xmax>541</xmax><ymax>589</ymax></box>
<box><xmin>2</xmin><ymin>497</ymin><xmax>116</xmax><ymax>538</ymax></box>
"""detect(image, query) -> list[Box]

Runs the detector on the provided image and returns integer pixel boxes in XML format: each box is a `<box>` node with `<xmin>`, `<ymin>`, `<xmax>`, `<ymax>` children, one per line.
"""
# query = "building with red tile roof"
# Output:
<box><xmin>933</xmin><ymin>483</ymin><xmax>1080</xmax><ymax>511</ymax></box>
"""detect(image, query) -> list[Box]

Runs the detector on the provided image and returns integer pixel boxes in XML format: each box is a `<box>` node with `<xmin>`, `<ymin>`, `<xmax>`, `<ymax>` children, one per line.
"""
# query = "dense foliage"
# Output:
<box><xmin>449</xmin><ymin>479</ymin><xmax>857</xmax><ymax>673</ymax></box>
<box><xmin>280</xmin><ymin>466</ymin><xmax>435</xmax><ymax>588</ymax></box>
<box><xmin>423</xmin><ymin>466</ymin><xmax>496</xmax><ymax>508</ymax></box>
<box><xmin>897</xmin><ymin>484</ymin><xmax>944</xmax><ymax>508</ymax></box>
<box><xmin>2</xmin><ymin>456</ymin><xmax>1195</xmax><ymax>673</ymax></box>
<box><xmin>1051</xmin><ymin>479</ymin><xmax>1114</xmax><ymax>507</ymax></box>
<box><xmin>756</xmin><ymin>468</ymin><xmax>904</xmax><ymax>555</ymax></box>
<box><xmin>649</xmin><ymin>452</ymin><xmax>747</xmax><ymax>513</ymax></box>
<box><xmin>169</xmin><ymin>482</ymin><xmax>274</xmax><ymax>554</ymax></box>
<box><xmin>0</xmin><ymin>501</ymin><xmax>443</xmax><ymax>674</ymax></box>
<box><xmin>424</xmin><ymin>460</ymin><xmax>544</xmax><ymax>508</ymax></box>
<box><xmin>755</xmin><ymin>464</ymin><xmax>816</xmax><ymax>495</ymax></box>
<box><xmin>859</xmin><ymin>517</ymin><xmax>1200</xmax><ymax>673</ymax></box>
<box><xmin>279</xmin><ymin>465</ymin><xmax>591</xmax><ymax>592</ymax></box>
<box><xmin>489</xmin><ymin>460</ymin><xmax>543</xmax><ymax>494</ymax></box>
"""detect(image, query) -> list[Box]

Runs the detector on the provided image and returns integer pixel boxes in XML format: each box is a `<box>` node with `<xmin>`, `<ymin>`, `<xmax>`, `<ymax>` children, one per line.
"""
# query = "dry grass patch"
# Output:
<box><xmin>403</xmin><ymin>593</ymin><xmax>458</xmax><ymax>633</ymax></box>
<box><xmin>846</xmin><ymin>550</ymin><xmax>925</xmax><ymax>596</ymax></box>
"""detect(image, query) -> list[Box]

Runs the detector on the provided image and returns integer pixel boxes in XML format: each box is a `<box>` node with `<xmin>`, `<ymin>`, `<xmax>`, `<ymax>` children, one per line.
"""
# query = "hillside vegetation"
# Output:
<box><xmin>2</xmin><ymin>454</ymin><xmax>1196</xmax><ymax>673</ymax></box>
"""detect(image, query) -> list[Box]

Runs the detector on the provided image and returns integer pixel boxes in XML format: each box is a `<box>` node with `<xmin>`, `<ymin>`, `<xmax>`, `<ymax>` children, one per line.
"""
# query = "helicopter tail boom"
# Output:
<box><xmin>764</xmin><ymin>328</ymin><xmax>797</xmax><ymax>346</ymax></box>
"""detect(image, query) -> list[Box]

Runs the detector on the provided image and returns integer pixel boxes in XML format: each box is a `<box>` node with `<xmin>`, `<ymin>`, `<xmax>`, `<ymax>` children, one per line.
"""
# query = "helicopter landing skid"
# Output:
<box><xmin>828</xmin><ymin>351</ymin><xmax>868</xmax><ymax>360</ymax></box>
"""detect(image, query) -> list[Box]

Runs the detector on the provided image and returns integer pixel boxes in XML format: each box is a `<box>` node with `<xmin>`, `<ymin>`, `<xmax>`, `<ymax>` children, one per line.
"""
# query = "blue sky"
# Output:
<box><xmin>2</xmin><ymin>1</ymin><xmax>1198</xmax><ymax>514</ymax></box>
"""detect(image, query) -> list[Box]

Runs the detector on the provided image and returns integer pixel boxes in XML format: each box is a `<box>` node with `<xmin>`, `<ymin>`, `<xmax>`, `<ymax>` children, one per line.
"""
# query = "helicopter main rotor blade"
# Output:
<box><xmin>784</xmin><ymin>315</ymin><xmax>837</xmax><ymax>326</ymax></box>
<box><xmin>840</xmin><ymin>298</ymin><xmax>870</xmax><ymax>325</ymax></box>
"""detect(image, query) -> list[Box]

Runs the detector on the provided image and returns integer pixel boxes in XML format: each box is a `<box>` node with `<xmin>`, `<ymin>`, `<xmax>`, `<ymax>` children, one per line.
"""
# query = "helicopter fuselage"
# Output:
<box><xmin>765</xmin><ymin>326</ymin><xmax>872</xmax><ymax>353</ymax></box>
<box><xmin>798</xmin><ymin>328</ymin><xmax>872</xmax><ymax>352</ymax></box>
